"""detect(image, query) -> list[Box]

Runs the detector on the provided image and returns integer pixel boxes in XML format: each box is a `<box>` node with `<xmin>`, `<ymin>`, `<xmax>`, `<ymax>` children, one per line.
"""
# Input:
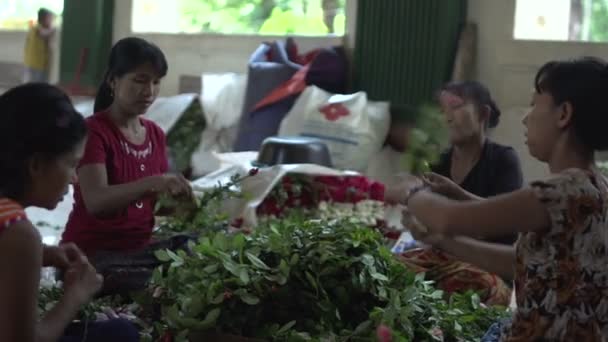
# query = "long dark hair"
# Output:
<box><xmin>440</xmin><ymin>81</ymin><xmax>501</xmax><ymax>129</ymax></box>
<box><xmin>0</xmin><ymin>83</ymin><xmax>87</xmax><ymax>199</ymax></box>
<box><xmin>94</xmin><ymin>37</ymin><xmax>168</xmax><ymax>113</ymax></box>
<box><xmin>535</xmin><ymin>57</ymin><xmax>608</xmax><ymax>151</ymax></box>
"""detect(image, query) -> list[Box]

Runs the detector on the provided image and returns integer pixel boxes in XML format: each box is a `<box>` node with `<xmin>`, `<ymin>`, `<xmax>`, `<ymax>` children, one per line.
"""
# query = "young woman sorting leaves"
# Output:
<box><xmin>0</xmin><ymin>83</ymin><xmax>139</xmax><ymax>342</ymax></box>
<box><xmin>398</xmin><ymin>81</ymin><xmax>523</xmax><ymax>305</ymax></box>
<box><xmin>391</xmin><ymin>57</ymin><xmax>608</xmax><ymax>340</ymax></box>
<box><xmin>61</xmin><ymin>37</ymin><xmax>193</xmax><ymax>295</ymax></box>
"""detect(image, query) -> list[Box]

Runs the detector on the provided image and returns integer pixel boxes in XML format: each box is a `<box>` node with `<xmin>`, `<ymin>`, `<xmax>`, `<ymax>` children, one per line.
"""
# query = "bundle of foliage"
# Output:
<box><xmin>402</xmin><ymin>105</ymin><xmax>448</xmax><ymax>175</ymax></box>
<box><xmin>147</xmin><ymin>214</ymin><xmax>508</xmax><ymax>341</ymax></box>
<box><xmin>166</xmin><ymin>98</ymin><xmax>206</xmax><ymax>176</ymax></box>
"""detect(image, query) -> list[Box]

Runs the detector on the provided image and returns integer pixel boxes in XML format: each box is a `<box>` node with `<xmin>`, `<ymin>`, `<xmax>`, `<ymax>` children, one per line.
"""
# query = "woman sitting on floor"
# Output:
<box><xmin>0</xmin><ymin>83</ymin><xmax>139</xmax><ymax>342</ymax></box>
<box><xmin>397</xmin><ymin>81</ymin><xmax>523</xmax><ymax>306</ymax></box>
<box><xmin>393</xmin><ymin>57</ymin><xmax>608</xmax><ymax>341</ymax></box>
<box><xmin>61</xmin><ymin>37</ymin><xmax>193</xmax><ymax>295</ymax></box>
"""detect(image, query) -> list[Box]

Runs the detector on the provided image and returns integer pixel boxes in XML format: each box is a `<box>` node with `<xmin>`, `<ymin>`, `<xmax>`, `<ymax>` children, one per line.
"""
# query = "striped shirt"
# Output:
<box><xmin>0</xmin><ymin>198</ymin><xmax>27</xmax><ymax>231</ymax></box>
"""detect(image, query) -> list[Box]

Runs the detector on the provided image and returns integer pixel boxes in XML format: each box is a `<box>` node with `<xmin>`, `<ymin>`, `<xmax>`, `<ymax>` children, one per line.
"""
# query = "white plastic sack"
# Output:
<box><xmin>73</xmin><ymin>98</ymin><xmax>95</xmax><ymax>117</ymax></box>
<box><xmin>278</xmin><ymin>86</ymin><xmax>391</xmax><ymax>172</ymax></box>
<box><xmin>144</xmin><ymin>93</ymin><xmax>199</xmax><ymax>132</ymax></box>
<box><xmin>364</xmin><ymin>145</ymin><xmax>406</xmax><ymax>185</ymax></box>
<box><xmin>71</xmin><ymin>94</ymin><xmax>199</xmax><ymax>133</ymax></box>
<box><xmin>190</xmin><ymin>73</ymin><xmax>247</xmax><ymax>177</ymax></box>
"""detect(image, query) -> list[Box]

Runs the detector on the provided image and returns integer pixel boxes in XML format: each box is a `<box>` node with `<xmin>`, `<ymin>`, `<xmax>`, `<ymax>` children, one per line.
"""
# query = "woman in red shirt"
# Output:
<box><xmin>62</xmin><ymin>37</ymin><xmax>192</xmax><ymax>293</ymax></box>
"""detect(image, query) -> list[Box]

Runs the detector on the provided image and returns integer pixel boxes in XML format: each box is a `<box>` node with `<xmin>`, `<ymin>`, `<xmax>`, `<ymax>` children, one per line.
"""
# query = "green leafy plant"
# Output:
<box><xmin>596</xmin><ymin>160</ymin><xmax>608</xmax><ymax>176</ymax></box>
<box><xmin>402</xmin><ymin>105</ymin><xmax>448</xmax><ymax>175</ymax></box>
<box><xmin>166</xmin><ymin>98</ymin><xmax>207</xmax><ymax>175</ymax></box>
<box><xmin>147</xmin><ymin>214</ymin><xmax>508</xmax><ymax>341</ymax></box>
<box><xmin>154</xmin><ymin>171</ymin><xmax>254</xmax><ymax>239</ymax></box>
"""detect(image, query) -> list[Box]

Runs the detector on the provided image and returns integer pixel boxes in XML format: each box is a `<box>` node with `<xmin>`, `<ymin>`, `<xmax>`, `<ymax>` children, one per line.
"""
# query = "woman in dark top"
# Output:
<box><xmin>428</xmin><ymin>82</ymin><xmax>523</xmax><ymax>242</ymax></box>
<box><xmin>398</xmin><ymin>81</ymin><xmax>523</xmax><ymax>305</ymax></box>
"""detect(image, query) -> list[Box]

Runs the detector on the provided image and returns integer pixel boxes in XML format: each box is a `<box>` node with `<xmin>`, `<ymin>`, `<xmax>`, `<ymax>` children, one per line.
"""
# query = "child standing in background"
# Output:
<box><xmin>23</xmin><ymin>8</ymin><xmax>56</xmax><ymax>83</ymax></box>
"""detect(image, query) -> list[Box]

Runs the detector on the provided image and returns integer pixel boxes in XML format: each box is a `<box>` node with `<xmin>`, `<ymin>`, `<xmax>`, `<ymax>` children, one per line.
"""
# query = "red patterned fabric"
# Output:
<box><xmin>399</xmin><ymin>247</ymin><xmax>512</xmax><ymax>306</ymax></box>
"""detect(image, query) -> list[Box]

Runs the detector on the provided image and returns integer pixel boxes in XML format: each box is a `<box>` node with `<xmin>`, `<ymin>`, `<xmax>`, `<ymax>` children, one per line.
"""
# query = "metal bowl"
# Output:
<box><xmin>254</xmin><ymin>136</ymin><xmax>333</xmax><ymax>167</ymax></box>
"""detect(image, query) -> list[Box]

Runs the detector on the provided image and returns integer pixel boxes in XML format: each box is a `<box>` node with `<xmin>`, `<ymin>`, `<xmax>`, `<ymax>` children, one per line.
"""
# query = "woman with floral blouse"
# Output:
<box><xmin>389</xmin><ymin>57</ymin><xmax>608</xmax><ymax>340</ymax></box>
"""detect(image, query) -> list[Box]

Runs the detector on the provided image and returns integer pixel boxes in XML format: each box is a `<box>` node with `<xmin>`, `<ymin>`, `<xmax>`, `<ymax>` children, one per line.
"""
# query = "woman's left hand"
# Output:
<box><xmin>42</xmin><ymin>243</ymin><xmax>87</xmax><ymax>270</ymax></box>
<box><xmin>384</xmin><ymin>174</ymin><xmax>425</xmax><ymax>204</ymax></box>
<box><xmin>403</xmin><ymin>209</ymin><xmax>446</xmax><ymax>246</ymax></box>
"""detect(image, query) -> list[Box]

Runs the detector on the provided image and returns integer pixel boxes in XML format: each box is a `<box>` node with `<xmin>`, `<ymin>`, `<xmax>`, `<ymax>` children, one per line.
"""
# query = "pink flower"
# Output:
<box><xmin>376</xmin><ymin>324</ymin><xmax>392</xmax><ymax>342</ymax></box>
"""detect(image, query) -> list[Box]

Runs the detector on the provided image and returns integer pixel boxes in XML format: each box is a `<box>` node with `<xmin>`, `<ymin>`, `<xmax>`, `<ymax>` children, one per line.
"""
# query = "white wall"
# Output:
<box><xmin>0</xmin><ymin>0</ymin><xmax>348</xmax><ymax>96</ymax></box>
<box><xmin>468</xmin><ymin>0</ymin><xmax>608</xmax><ymax>181</ymax></box>
<box><xmin>113</xmin><ymin>0</ymin><xmax>346</xmax><ymax>96</ymax></box>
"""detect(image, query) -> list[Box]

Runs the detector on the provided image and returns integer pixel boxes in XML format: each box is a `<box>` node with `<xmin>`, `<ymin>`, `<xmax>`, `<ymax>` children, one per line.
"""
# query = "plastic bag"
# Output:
<box><xmin>278</xmin><ymin>86</ymin><xmax>391</xmax><ymax>171</ymax></box>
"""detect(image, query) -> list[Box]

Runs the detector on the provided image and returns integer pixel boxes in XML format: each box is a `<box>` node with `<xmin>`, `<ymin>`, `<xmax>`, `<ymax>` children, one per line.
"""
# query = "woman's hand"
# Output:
<box><xmin>384</xmin><ymin>174</ymin><xmax>425</xmax><ymax>204</ymax></box>
<box><xmin>421</xmin><ymin>172</ymin><xmax>463</xmax><ymax>199</ymax></box>
<box><xmin>152</xmin><ymin>173</ymin><xmax>193</xmax><ymax>198</ymax></box>
<box><xmin>42</xmin><ymin>243</ymin><xmax>86</xmax><ymax>270</ymax></box>
<box><xmin>402</xmin><ymin>208</ymin><xmax>445</xmax><ymax>246</ymax></box>
<box><xmin>62</xmin><ymin>257</ymin><xmax>103</xmax><ymax>306</ymax></box>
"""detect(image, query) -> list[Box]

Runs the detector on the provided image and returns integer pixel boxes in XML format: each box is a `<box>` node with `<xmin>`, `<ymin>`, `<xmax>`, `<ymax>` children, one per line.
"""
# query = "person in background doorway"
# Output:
<box><xmin>394</xmin><ymin>81</ymin><xmax>523</xmax><ymax>306</ymax></box>
<box><xmin>23</xmin><ymin>8</ymin><xmax>56</xmax><ymax>83</ymax></box>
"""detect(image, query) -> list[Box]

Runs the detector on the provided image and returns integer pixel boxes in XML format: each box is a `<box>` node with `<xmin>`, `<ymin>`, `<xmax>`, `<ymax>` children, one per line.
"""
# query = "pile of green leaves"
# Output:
<box><xmin>38</xmin><ymin>286</ymin><xmax>124</xmax><ymax>321</ymax></box>
<box><xmin>402</xmin><ymin>105</ymin><xmax>448</xmax><ymax>175</ymax></box>
<box><xmin>596</xmin><ymin>161</ymin><xmax>608</xmax><ymax>176</ymax></box>
<box><xmin>154</xmin><ymin>173</ymin><xmax>248</xmax><ymax>239</ymax></box>
<box><xmin>166</xmin><ymin>97</ymin><xmax>207</xmax><ymax>175</ymax></box>
<box><xmin>148</xmin><ymin>214</ymin><xmax>508</xmax><ymax>341</ymax></box>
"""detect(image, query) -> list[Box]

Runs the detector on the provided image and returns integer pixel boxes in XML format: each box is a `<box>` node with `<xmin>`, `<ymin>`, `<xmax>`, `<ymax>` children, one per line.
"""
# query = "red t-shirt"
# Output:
<box><xmin>62</xmin><ymin>111</ymin><xmax>169</xmax><ymax>254</ymax></box>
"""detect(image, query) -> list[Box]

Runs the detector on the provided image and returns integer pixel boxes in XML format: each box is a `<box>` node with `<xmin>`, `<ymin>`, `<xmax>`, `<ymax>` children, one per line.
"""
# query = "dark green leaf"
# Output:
<box><xmin>239</xmin><ymin>268</ymin><xmax>250</xmax><ymax>284</ymax></box>
<box><xmin>155</xmin><ymin>250</ymin><xmax>171</xmax><ymax>262</ymax></box>
<box><xmin>246</xmin><ymin>252</ymin><xmax>271</xmax><ymax>270</ymax></box>
<box><xmin>276</xmin><ymin>320</ymin><xmax>296</xmax><ymax>335</ymax></box>
<box><xmin>238</xmin><ymin>291</ymin><xmax>260</xmax><ymax>305</ymax></box>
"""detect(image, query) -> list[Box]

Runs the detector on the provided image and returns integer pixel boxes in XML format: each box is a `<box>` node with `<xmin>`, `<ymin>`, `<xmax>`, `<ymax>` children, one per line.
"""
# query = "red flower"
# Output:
<box><xmin>383</xmin><ymin>230</ymin><xmax>400</xmax><ymax>240</ymax></box>
<box><xmin>161</xmin><ymin>331</ymin><xmax>173</xmax><ymax>342</ymax></box>
<box><xmin>350</xmin><ymin>187</ymin><xmax>369</xmax><ymax>203</ymax></box>
<box><xmin>347</xmin><ymin>176</ymin><xmax>370</xmax><ymax>192</ymax></box>
<box><xmin>319</xmin><ymin>103</ymin><xmax>350</xmax><ymax>121</ymax></box>
<box><xmin>377</xmin><ymin>324</ymin><xmax>393</xmax><ymax>342</ymax></box>
<box><xmin>258</xmin><ymin>198</ymin><xmax>283</xmax><ymax>216</ymax></box>
<box><xmin>249</xmin><ymin>168</ymin><xmax>259</xmax><ymax>176</ymax></box>
<box><xmin>375</xmin><ymin>219</ymin><xmax>387</xmax><ymax>229</ymax></box>
<box><xmin>328</xmin><ymin>186</ymin><xmax>347</xmax><ymax>202</ymax></box>
<box><xmin>231</xmin><ymin>218</ymin><xmax>244</xmax><ymax>228</ymax></box>
<box><xmin>369</xmin><ymin>182</ymin><xmax>385</xmax><ymax>201</ymax></box>
<box><xmin>314</xmin><ymin>176</ymin><xmax>344</xmax><ymax>187</ymax></box>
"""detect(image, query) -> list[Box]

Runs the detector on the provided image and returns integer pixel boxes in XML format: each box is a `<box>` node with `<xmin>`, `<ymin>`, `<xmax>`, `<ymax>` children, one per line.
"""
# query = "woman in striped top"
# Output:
<box><xmin>0</xmin><ymin>84</ymin><xmax>138</xmax><ymax>341</ymax></box>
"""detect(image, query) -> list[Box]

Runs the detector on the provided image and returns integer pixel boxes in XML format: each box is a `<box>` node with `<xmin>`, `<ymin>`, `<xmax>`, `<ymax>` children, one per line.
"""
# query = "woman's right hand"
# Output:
<box><xmin>403</xmin><ymin>208</ymin><xmax>446</xmax><ymax>246</ymax></box>
<box><xmin>152</xmin><ymin>173</ymin><xmax>193</xmax><ymax>198</ymax></box>
<box><xmin>62</xmin><ymin>258</ymin><xmax>103</xmax><ymax>306</ymax></box>
<box><xmin>422</xmin><ymin>172</ymin><xmax>463</xmax><ymax>199</ymax></box>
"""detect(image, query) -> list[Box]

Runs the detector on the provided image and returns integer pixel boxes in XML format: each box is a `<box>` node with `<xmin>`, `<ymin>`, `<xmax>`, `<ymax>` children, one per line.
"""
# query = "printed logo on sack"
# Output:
<box><xmin>319</xmin><ymin>103</ymin><xmax>350</xmax><ymax>121</ymax></box>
